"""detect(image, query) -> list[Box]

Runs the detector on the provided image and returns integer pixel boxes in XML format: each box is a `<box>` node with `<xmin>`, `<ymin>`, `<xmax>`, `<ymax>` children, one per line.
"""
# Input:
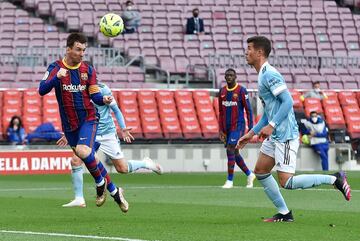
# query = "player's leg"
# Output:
<box><xmin>275</xmin><ymin>139</ymin><xmax>351</xmax><ymax>201</ymax></box>
<box><xmin>74</xmin><ymin>121</ymin><xmax>114</xmax><ymax>207</ymax></box>
<box><xmin>62</xmin><ymin>154</ymin><xmax>86</xmax><ymax>207</ymax></box>
<box><xmin>234</xmin><ymin>148</ymin><xmax>256</xmax><ymax>188</ymax></box>
<box><xmin>255</xmin><ymin>138</ymin><xmax>292</xmax><ymax>222</ymax></box>
<box><xmin>99</xmin><ymin>132</ymin><xmax>162</xmax><ymax>174</ymax></box>
<box><xmin>223</xmin><ymin>145</ymin><xmax>236</xmax><ymax>188</ymax></box>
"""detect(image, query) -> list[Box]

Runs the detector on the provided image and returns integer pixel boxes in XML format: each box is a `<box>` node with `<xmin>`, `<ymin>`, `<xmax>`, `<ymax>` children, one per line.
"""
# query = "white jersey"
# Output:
<box><xmin>258</xmin><ymin>62</ymin><xmax>299</xmax><ymax>142</ymax></box>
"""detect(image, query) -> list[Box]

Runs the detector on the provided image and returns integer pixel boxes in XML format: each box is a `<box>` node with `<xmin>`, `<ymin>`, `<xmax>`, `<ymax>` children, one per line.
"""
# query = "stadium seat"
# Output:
<box><xmin>343</xmin><ymin>105</ymin><xmax>360</xmax><ymax>118</ymax></box>
<box><xmin>141</xmin><ymin>114</ymin><xmax>163</xmax><ymax>139</ymax></box>
<box><xmin>290</xmin><ymin>90</ymin><xmax>303</xmax><ymax>111</ymax></box>
<box><xmin>160</xmin><ymin>114</ymin><xmax>183</xmax><ymax>139</ymax></box>
<box><xmin>123</xmin><ymin>114</ymin><xmax>143</xmax><ymax>139</ymax></box>
<box><xmin>347</xmin><ymin>121</ymin><xmax>360</xmax><ymax>139</ymax></box>
<box><xmin>304</xmin><ymin>98</ymin><xmax>323</xmax><ymax>116</ymax></box>
<box><xmin>325</xmin><ymin>113</ymin><xmax>346</xmax><ymax>130</ymax></box>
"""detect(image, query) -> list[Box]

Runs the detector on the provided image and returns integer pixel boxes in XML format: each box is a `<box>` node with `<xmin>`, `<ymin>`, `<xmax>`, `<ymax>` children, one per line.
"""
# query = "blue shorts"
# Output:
<box><xmin>64</xmin><ymin>121</ymin><xmax>100</xmax><ymax>150</ymax></box>
<box><xmin>225</xmin><ymin>129</ymin><xmax>245</xmax><ymax>147</ymax></box>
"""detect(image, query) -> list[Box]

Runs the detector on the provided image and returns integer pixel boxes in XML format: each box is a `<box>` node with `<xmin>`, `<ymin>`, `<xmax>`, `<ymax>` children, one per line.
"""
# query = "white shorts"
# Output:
<box><xmin>96</xmin><ymin>132</ymin><xmax>124</xmax><ymax>160</ymax></box>
<box><xmin>260</xmin><ymin>137</ymin><xmax>299</xmax><ymax>174</ymax></box>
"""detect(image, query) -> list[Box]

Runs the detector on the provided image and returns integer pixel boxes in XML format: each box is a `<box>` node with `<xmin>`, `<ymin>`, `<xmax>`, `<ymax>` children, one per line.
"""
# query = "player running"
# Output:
<box><xmin>237</xmin><ymin>36</ymin><xmax>351</xmax><ymax>222</ymax></box>
<box><xmin>58</xmin><ymin>83</ymin><xmax>163</xmax><ymax>208</ymax></box>
<box><xmin>219</xmin><ymin>68</ymin><xmax>256</xmax><ymax>188</ymax></box>
<box><xmin>39</xmin><ymin>33</ymin><xmax>128</xmax><ymax>212</ymax></box>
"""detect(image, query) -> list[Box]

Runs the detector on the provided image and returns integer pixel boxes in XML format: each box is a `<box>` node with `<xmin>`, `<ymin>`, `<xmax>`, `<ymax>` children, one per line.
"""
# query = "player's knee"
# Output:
<box><xmin>75</xmin><ymin>145</ymin><xmax>91</xmax><ymax>159</ymax></box>
<box><xmin>281</xmin><ymin>176</ymin><xmax>293</xmax><ymax>189</ymax></box>
<box><xmin>114</xmin><ymin>160</ymin><xmax>128</xmax><ymax>173</ymax></box>
<box><xmin>71</xmin><ymin>155</ymin><xmax>82</xmax><ymax>167</ymax></box>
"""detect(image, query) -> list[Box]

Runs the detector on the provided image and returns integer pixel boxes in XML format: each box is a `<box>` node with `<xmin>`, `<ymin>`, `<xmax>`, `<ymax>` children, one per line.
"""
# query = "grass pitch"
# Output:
<box><xmin>0</xmin><ymin>172</ymin><xmax>359</xmax><ymax>241</ymax></box>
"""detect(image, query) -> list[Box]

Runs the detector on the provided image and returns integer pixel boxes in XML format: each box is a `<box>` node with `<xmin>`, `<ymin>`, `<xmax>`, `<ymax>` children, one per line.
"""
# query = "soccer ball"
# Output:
<box><xmin>99</xmin><ymin>13</ymin><xmax>124</xmax><ymax>37</ymax></box>
<box><xmin>301</xmin><ymin>134</ymin><xmax>310</xmax><ymax>145</ymax></box>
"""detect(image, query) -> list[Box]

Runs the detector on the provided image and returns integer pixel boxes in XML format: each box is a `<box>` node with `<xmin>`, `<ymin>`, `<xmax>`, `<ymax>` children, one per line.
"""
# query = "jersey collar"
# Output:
<box><xmin>259</xmin><ymin>61</ymin><xmax>269</xmax><ymax>74</ymax></box>
<box><xmin>62</xmin><ymin>58</ymin><xmax>81</xmax><ymax>69</ymax></box>
<box><xmin>226</xmin><ymin>83</ymin><xmax>238</xmax><ymax>91</ymax></box>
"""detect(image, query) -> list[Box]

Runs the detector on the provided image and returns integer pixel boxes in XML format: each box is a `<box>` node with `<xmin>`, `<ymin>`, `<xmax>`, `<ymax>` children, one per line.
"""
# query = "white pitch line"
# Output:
<box><xmin>0</xmin><ymin>230</ymin><xmax>149</xmax><ymax>241</ymax></box>
<box><xmin>0</xmin><ymin>185</ymin><xmax>359</xmax><ymax>193</ymax></box>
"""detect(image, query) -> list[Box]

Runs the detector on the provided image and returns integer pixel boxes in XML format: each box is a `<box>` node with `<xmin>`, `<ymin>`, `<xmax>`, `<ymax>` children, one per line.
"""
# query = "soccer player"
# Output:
<box><xmin>237</xmin><ymin>36</ymin><xmax>351</xmax><ymax>222</ymax></box>
<box><xmin>59</xmin><ymin>83</ymin><xmax>163</xmax><ymax>207</ymax></box>
<box><xmin>38</xmin><ymin>33</ymin><xmax>128</xmax><ymax>212</ymax></box>
<box><xmin>219</xmin><ymin>68</ymin><xmax>256</xmax><ymax>188</ymax></box>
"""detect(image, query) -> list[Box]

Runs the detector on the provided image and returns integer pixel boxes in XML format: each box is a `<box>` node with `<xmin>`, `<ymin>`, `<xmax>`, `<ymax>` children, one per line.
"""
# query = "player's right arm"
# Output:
<box><xmin>236</xmin><ymin>113</ymin><xmax>268</xmax><ymax>149</ymax></box>
<box><xmin>38</xmin><ymin>63</ymin><xmax>61</xmax><ymax>96</ymax></box>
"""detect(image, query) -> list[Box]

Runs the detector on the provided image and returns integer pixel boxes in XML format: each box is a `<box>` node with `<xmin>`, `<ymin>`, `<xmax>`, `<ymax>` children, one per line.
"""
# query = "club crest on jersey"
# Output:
<box><xmin>62</xmin><ymin>84</ymin><xmax>86</xmax><ymax>92</ymax></box>
<box><xmin>81</xmin><ymin>73</ymin><xmax>88</xmax><ymax>80</ymax></box>
<box><xmin>233</xmin><ymin>93</ymin><xmax>238</xmax><ymax>99</ymax></box>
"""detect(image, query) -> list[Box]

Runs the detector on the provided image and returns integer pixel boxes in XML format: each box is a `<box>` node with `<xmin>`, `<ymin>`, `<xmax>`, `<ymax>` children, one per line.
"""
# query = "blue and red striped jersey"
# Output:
<box><xmin>39</xmin><ymin>59</ymin><xmax>103</xmax><ymax>132</ymax></box>
<box><xmin>218</xmin><ymin>83</ymin><xmax>253</xmax><ymax>133</ymax></box>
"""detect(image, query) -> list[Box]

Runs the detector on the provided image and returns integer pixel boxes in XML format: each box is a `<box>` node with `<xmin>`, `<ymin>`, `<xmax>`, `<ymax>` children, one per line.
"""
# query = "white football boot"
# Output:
<box><xmin>246</xmin><ymin>173</ymin><xmax>256</xmax><ymax>188</ymax></box>
<box><xmin>62</xmin><ymin>197</ymin><xmax>86</xmax><ymax>208</ymax></box>
<box><xmin>222</xmin><ymin>180</ymin><xmax>233</xmax><ymax>189</ymax></box>
<box><xmin>143</xmin><ymin>157</ymin><xmax>163</xmax><ymax>175</ymax></box>
<box><xmin>114</xmin><ymin>188</ymin><xmax>129</xmax><ymax>213</ymax></box>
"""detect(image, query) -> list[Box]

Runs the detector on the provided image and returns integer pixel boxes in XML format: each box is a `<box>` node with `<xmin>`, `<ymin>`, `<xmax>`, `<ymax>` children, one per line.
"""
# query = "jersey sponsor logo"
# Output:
<box><xmin>245</xmin><ymin>94</ymin><xmax>249</xmax><ymax>99</ymax></box>
<box><xmin>221</xmin><ymin>95</ymin><xmax>225</xmax><ymax>98</ymax></box>
<box><xmin>268</xmin><ymin>78</ymin><xmax>281</xmax><ymax>87</ymax></box>
<box><xmin>62</xmin><ymin>84</ymin><xmax>86</xmax><ymax>92</ymax></box>
<box><xmin>222</xmin><ymin>100</ymin><xmax>237</xmax><ymax>107</ymax></box>
<box><xmin>80</xmin><ymin>73</ymin><xmax>88</xmax><ymax>80</ymax></box>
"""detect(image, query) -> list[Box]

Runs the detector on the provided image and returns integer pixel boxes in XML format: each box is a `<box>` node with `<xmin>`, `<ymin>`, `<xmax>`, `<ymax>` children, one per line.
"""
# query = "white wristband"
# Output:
<box><xmin>269</xmin><ymin>121</ymin><xmax>276</xmax><ymax>128</ymax></box>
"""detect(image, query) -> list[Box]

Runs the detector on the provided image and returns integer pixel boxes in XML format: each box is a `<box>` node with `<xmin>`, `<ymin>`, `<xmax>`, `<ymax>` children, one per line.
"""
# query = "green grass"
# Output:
<box><xmin>0</xmin><ymin>172</ymin><xmax>359</xmax><ymax>241</ymax></box>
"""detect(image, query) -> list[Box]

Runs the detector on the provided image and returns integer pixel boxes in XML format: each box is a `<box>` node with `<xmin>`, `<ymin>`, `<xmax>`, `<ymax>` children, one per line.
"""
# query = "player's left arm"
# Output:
<box><xmin>241</xmin><ymin>87</ymin><xmax>253</xmax><ymax>131</ymax></box>
<box><xmin>271</xmin><ymin>90</ymin><xmax>293</xmax><ymax>127</ymax></box>
<box><xmin>110</xmin><ymin>102</ymin><xmax>134</xmax><ymax>143</ymax></box>
<box><xmin>267</xmin><ymin>72</ymin><xmax>293</xmax><ymax>128</ymax></box>
<box><xmin>88</xmin><ymin>66</ymin><xmax>111</xmax><ymax>105</ymax></box>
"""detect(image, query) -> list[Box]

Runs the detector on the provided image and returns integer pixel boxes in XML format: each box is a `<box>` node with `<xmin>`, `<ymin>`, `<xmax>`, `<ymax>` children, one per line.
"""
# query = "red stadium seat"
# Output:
<box><xmin>23</xmin><ymin>89</ymin><xmax>41</xmax><ymax>106</ymax></box>
<box><xmin>290</xmin><ymin>90</ymin><xmax>303</xmax><ymax>110</ymax></box>
<box><xmin>326</xmin><ymin>114</ymin><xmax>346</xmax><ymax>130</ymax></box>
<box><xmin>339</xmin><ymin>96</ymin><xmax>359</xmax><ymax>106</ymax></box>
<box><xmin>344</xmin><ymin>113</ymin><xmax>360</xmax><ymax>124</ymax></box>
<box><xmin>156</xmin><ymin>90</ymin><xmax>174</xmax><ymax>100</ymax></box>
<box><xmin>347</xmin><ymin>121</ymin><xmax>360</xmax><ymax>139</ymax></box>
<box><xmin>162</xmin><ymin>121</ymin><xmax>183</xmax><ymax>139</ymax></box>
<box><xmin>323</xmin><ymin>91</ymin><xmax>338</xmax><ymax>100</ymax></box>
<box><xmin>123</xmin><ymin>114</ymin><xmax>143</xmax><ymax>139</ymax></box>
<box><xmin>42</xmin><ymin>92</ymin><xmax>57</xmax><ymax>108</ymax></box>
<box><xmin>343</xmin><ymin>105</ymin><xmax>360</xmax><ymax>117</ymax></box>
<box><xmin>322</xmin><ymin>98</ymin><xmax>340</xmax><ymax>108</ymax></box>
<box><xmin>141</xmin><ymin>114</ymin><xmax>163</xmax><ymax>139</ymax></box>
<box><xmin>23</xmin><ymin>114</ymin><xmax>41</xmax><ymax>133</ymax></box>
<box><xmin>304</xmin><ymin>98</ymin><xmax>323</xmax><ymax>116</ymax></box>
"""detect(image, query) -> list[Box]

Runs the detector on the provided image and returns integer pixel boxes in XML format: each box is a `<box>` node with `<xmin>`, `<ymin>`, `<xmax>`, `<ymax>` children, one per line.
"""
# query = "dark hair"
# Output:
<box><xmin>247</xmin><ymin>36</ymin><xmax>272</xmax><ymax>58</ymax></box>
<box><xmin>193</xmin><ymin>8</ymin><xmax>199</xmax><ymax>13</ymax></box>
<box><xmin>126</xmin><ymin>0</ymin><xmax>133</xmax><ymax>5</ymax></box>
<box><xmin>225</xmin><ymin>68</ymin><xmax>236</xmax><ymax>75</ymax></box>
<box><xmin>8</xmin><ymin>116</ymin><xmax>23</xmax><ymax>131</ymax></box>
<box><xmin>310</xmin><ymin>111</ymin><xmax>318</xmax><ymax>116</ymax></box>
<box><xmin>66</xmin><ymin>33</ymin><xmax>87</xmax><ymax>48</ymax></box>
<box><xmin>313</xmin><ymin>81</ymin><xmax>320</xmax><ymax>86</ymax></box>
